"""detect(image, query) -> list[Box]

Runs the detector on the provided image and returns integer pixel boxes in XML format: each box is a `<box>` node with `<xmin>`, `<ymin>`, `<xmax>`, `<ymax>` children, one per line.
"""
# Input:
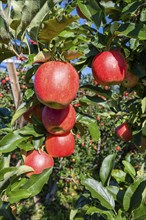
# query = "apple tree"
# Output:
<box><xmin>0</xmin><ymin>0</ymin><xmax>146</xmax><ymax>219</ymax></box>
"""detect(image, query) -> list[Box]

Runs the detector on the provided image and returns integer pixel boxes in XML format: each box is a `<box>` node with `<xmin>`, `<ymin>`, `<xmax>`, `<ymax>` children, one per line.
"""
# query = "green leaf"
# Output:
<box><xmin>115</xmin><ymin>210</ymin><xmax>126</xmax><ymax>220</ymax></box>
<box><xmin>121</xmin><ymin>1</ymin><xmax>142</xmax><ymax>19</ymax></box>
<box><xmin>22</xmin><ymin>168</ymin><xmax>53</xmax><ymax>197</ymax></box>
<box><xmin>86</xmin><ymin>206</ymin><xmax>114</xmax><ymax>219</ymax></box>
<box><xmin>7</xmin><ymin>189</ymin><xmax>31</xmax><ymax>204</ymax></box>
<box><xmin>82</xmin><ymin>178</ymin><xmax>115</xmax><ymax>210</ymax></box>
<box><xmin>77</xmin><ymin>0</ymin><xmax>104</xmax><ymax>28</ymax></box>
<box><xmin>24</xmin><ymin>89</ymin><xmax>34</xmax><ymax>100</ymax></box>
<box><xmin>111</xmin><ymin>169</ymin><xmax>127</xmax><ymax>183</ymax></box>
<box><xmin>142</xmin><ymin>120</ymin><xmax>146</xmax><ymax>136</ymax></box>
<box><xmin>0</xmin><ymin>168</ymin><xmax>17</xmax><ymax>181</ymax></box>
<box><xmin>0</xmin><ymin>16</ymin><xmax>10</xmax><ymax>44</ymax></box>
<box><xmin>141</xmin><ymin>98</ymin><xmax>146</xmax><ymax>114</ymax></box>
<box><xmin>88</xmin><ymin>121</ymin><xmax>100</xmax><ymax>142</ymax></box>
<box><xmin>16</xmin><ymin>165</ymin><xmax>34</xmax><ymax>176</ymax></box>
<box><xmin>79</xmin><ymin>95</ymin><xmax>106</xmax><ymax>104</ymax></box>
<box><xmin>11</xmin><ymin>103</ymin><xmax>27</xmax><ymax>126</ymax></box>
<box><xmin>122</xmin><ymin>160</ymin><xmax>136</xmax><ymax>179</ymax></box>
<box><xmin>0</xmin><ymin>131</ymin><xmax>26</xmax><ymax>153</ymax></box>
<box><xmin>140</xmin><ymin>8</ymin><xmax>146</xmax><ymax>22</ymax></box>
<box><xmin>10</xmin><ymin>178</ymin><xmax>28</xmax><ymax>192</ymax></box>
<box><xmin>117</xmin><ymin>23</ymin><xmax>146</xmax><ymax>40</ymax></box>
<box><xmin>0</xmin><ymin>43</ymin><xmax>15</xmax><ymax>63</ymax></box>
<box><xmin>32</xmin><ymin>136</ymin><xmax>45</xmax><ymax>150</ymax></box>
<box><xmin>10</xmin><ymin>0</ymin><xmax>25</xmax><ymax>30</ymax></box>
<box><xmin>25</xmin><ymin>65</ymin><xmax>39</xmax><ymax>87</ymax></box>
<box><xmin>132</xmin><ymin>198</ymin><xmax>146</xmax><ymax>220</ymax></box>
<box><xmin>123</xmin><ymin>176</ymin><xmax>146</xmax><ymax>211</ymax></box>
<box><xmin>0</xmin><ymin>169</ymin><xmax>17</xmax><ymax>190</ymax></box>
<box><xmin>106</xmin><ymin>186</ymin><xmax>125</xmax><ymax>205</ymax></box>
<box><xmin>129</xmin><ymin>180</ymin><xmax>146</xmax><ymax>212</ymax></box>
<box><xmin>12</xmin><ymin>0</ymin><xmax>52</xmax><ymax>41</ymax></box>
<box><xmin>100</xmin><ymin>154</ymin><xmax>116</xmax><ymax>186</ymax></box>
<box><xmin>39</xmin><ymin>15</ymin><xmax>78</xmax><ymax>43</ymax></box>
<box><xmin>70</xmin><ymin>209</ymin><xmax>78</xmax><ymax>220</ymax></box>
<box><xmin>76</xmin><ymin>113</ymin><xmax>100</xmax><ymax>142</ymax></box>
<box><xmin>19</xmin><ymin>124</ymin><xmax>44</xmax><ymax>137</ymax></box>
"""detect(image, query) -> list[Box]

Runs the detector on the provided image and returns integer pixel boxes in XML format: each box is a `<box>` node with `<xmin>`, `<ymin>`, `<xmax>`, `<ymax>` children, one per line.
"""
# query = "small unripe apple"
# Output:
<box><xmin>34</xmin><ymin>61</ymin><xmax>79</xmax><ymax>109</ymax></box>
<box><xmin>115</xmin><ymin>122</ymin><xmax>132</xmax><ymax>142</ymax></box>
<box><xmin>122</xmin><ymin>71</ymin><xmax>139</xmax><ymax>88</ymax></box>
<box><xmin>42</xmin><ymin>104</ymin><xmax>76</xmax><ymax>135</ymax></box>
<box><xmin>92</xmin><ymin>50</ymin><xmax>127</xmax><ymax>85</ymax></box>
<box><xmin>24</xmin><ymin>150</ymin><xmax>54</xmax><ymax>177</ymax></box>
<box><xmin>45</xmin><ymin>132</ymin><xmax>75</xmax><ymax>157</ymax></box>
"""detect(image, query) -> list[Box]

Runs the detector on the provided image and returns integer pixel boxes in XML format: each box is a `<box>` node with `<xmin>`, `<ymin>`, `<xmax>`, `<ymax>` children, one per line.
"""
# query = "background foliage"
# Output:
<box><xmin>0</xmin><ymin>0</ymin><xmax>146</xmax><ymax>219</ymax></box>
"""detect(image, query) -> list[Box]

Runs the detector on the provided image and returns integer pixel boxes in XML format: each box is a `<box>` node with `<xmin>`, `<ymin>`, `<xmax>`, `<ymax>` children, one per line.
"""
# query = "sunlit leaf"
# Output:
<box><xmin>39</xmin><ymin>15</ymin><xmax>78</xmax><ymax>43</ymax></box>
<box><xmin>122</xmin><ymin>160</ymin><xmax>136</xmax><ymax>179</ymax></box>
<box><xmin>82</xmin><ymin>178</ymin><xmax>115</xmax><ymax>210</ymax></box>
<box><xmin>8</xmin><ymin>189</ymin><xmax>31</xmax><ymax>204</ymax></box>
<box><xmin>111</xmin><ymin>169</ymin><xmax>126</xmax><ymax>183</ymax></box>
<box><xmin>0</xmin><ymin>16</ymin><xmax>10</xmax><ymax>43</ymax></box>
<box><xmin>0</xmin><ymin>131</ymin><xmax>26</xmax><ymax>153</ymax></box>
<box><xmin>22</xmin><ymin>168</ymin><xmax>53</xmax><ymax>197</ymax></box>
<box><xmin>86</xmin><ymin>206</ymin><xmax>114</xmax><ymax>219</ymax></box>
<box><xmin>123</xmin><ymin>176</ymin><xmax>146</xmax><ymax>211</ymax></box>
<box><xmin>117</xmin><ymin>23</ymin><xmax>146</xmax><ymax>40</ymax></box>
<box><xmin>76</xmin><ymin>113</ymin><xmax>100</xmax><ymax>141</ymax></box>
<box><xmin>11</xmin><ymin>103</ymin><xmax>27</xmax><ymax>126</ymax></box>
<box><xmin>100</xmin><ymin>154</ymin><xmax>116</xmax><ymax>186</ymax></box>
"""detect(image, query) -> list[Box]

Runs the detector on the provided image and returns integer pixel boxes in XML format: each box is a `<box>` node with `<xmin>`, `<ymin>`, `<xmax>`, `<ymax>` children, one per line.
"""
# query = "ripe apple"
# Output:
<box><xmin>92</xmin><ymin>50</ymin><xmax>127</xmax><ymax>85</ymax></box>
<box><xmin>122</xmin><ymin>71</ymin><xmax>139</xmax><ymax>88</ymax></box>
<box><xmin>1</xmin><ymin>79</ymin><xmax>7</xmax><ymax>85</ymax></box>
<box><xmin>23</xmin><ymin>103</ymin><xmax>43</xmax><ymax>123</ymax></box>
<box><xmin>116</xmin><ymin>146</ymin><xmax>121</xmax><ymax>151</ymax></box>
<box><xmin>42</xmin><ymin>104</ymin><xmax>76</xmax><ymax>135</ymax></box>
<box><xmin>115</xmin><ymin>122</ymin><xmax>132</xmax><ymax>142</ymax></box>
<box><xmin>45</xmin><ymin>132</ymin><xmax>75</xmax><ymax>157</ymax></box>
<box><xmin>24</xmin><ymin>150</ymin><xmax>54</xmax><ymax>177</ymax></box>
<box><xmin>34</xmin><ymin>61</ymin><xmax>79</xmax><ymax>109</ymax></box>
<box><xmin>0</xmin><ymin>93</ymin><xmax>3</xmax><ymax>98</ymax></box>
<box><xmin>5</xmin><ymin>76</ymin><xmax>10</xmax><ymax>82</ymax></box>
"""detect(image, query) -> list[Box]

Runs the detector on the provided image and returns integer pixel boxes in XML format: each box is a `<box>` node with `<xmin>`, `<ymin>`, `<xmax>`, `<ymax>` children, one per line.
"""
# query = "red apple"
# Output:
<box><xmin>42</xmin><ymin>104</ymin><xmax>76</xmax><ymax>135</ymax></box>
<box><xmin>24</xmin><ymin>150</ymin><xmax>54</xmax><ymax>177</ymax></box>
<box><xmin>23</xmin><ymin>103</ymin><xmax>43</xmax><ymax>123</ymax></box>
<box><xmin>115</xmin><ymin>122</ymin><xmax>132</xmax><ymax>142</ymax></box>
<box><xmin>34</xmin><ymin>61</ymin><xmax>79</xmax><ymax>109</ymax></box>
<box><xmin>45</xmin><ymin>132</ymin><xmax>75</xmax><ymax>157</ymax></box>
<box><xmin>5</xmin><ymin>76</ymin><xmax>10</xmax><ymax>82</ymax></box>
<box><xmin>116</xmin><ymin>146</ymin><xmax>121</xmax><ymax>151</ymax></box>
<box><xmin>1</xmin><ymin>79</ymin><xmax>7</xmax><ymax>85</ymax></box>
<box><xmin>0</xmin><ymin>93</ymin><xmax>3</xmax><ymax>98</ymax></box>
<box><xmin>92</xmin><ymin>50</ymin><xmax>127</xmax><ymax>85</ymax></box>
<box><xmin>122</xmin><ymin>71</ymin><xmax>139</xmax><ymax>88</ymax></box>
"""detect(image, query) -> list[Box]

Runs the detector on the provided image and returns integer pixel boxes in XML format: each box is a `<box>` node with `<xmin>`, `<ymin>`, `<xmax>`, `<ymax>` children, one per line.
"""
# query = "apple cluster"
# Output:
<box><xmin>91</xmin><ymin>50</ymin><xmax>140</xmax><ymax>143</ymax></box>
<box><xmin>24</xmin><ymin>61</ymin><xmax>79</xmax><ymax>176</ymax></box>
